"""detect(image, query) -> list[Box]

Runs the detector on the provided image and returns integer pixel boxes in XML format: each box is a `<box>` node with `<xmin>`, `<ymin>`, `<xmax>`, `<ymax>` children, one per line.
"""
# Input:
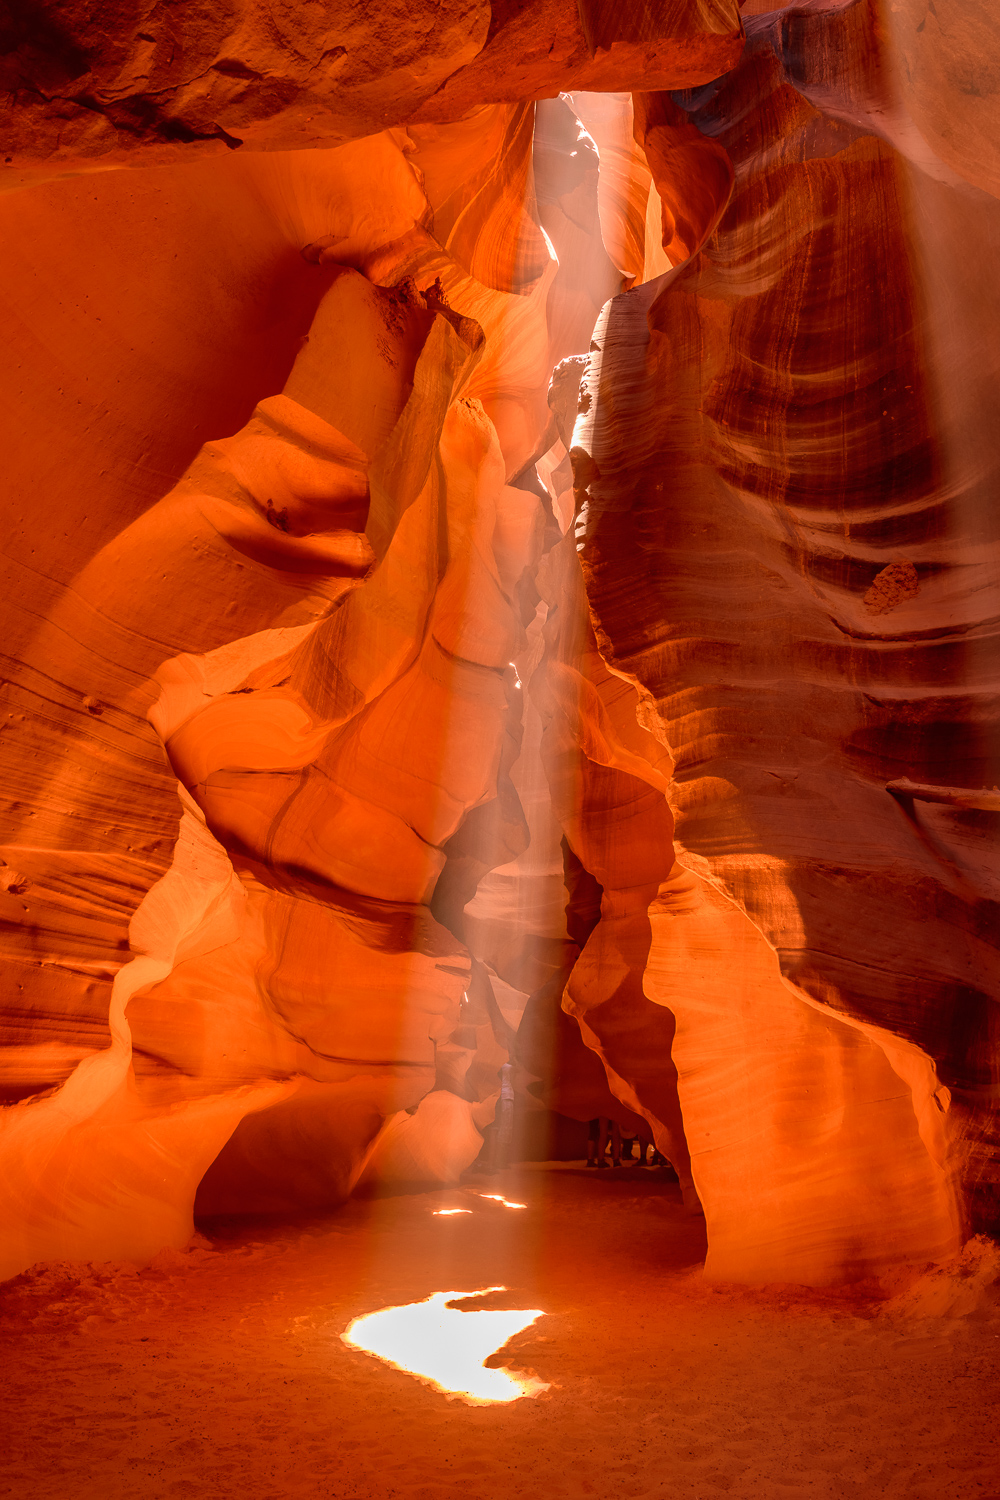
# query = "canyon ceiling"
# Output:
<box><xmin>0</xmin><ymin>0</ymin><xmax>997</xmax><ymax>1286</ymax></box>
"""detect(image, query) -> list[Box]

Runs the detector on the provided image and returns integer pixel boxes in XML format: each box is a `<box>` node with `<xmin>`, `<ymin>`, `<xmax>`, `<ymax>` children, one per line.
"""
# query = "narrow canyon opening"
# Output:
<box><xmin>2</xmin><ymin>2</ymin><xmax>999</xmax><ymax>1496</ymax></box>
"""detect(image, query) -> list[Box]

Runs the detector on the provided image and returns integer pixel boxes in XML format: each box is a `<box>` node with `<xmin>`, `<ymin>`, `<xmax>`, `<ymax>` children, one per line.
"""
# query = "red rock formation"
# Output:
<box><xmin>0</xmin><ymin>86</ymin><xmax>637</xmax><ymax>1272</ymax></box>
<box><xmin>576</xmin><ymin>0</ymin><xmax>1000</xmax><ymax>1279</ymax></box>
<box><xmin>1</xmin><ymin>0</ymin><xmax>743</xmax><ymax>168</ymax></box>
<box><xmin>1</xmin><ymin>0</ymin><xmax>996</xmax><ymax>1288</ymax></box>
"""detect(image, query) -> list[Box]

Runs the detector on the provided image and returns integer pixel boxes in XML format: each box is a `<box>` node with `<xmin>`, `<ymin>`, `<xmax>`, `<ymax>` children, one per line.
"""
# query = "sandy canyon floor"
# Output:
<box><xmin>3</xmin><ymin>1165</ymin><xmax>999</xmax><ymax>1500</ymax></box>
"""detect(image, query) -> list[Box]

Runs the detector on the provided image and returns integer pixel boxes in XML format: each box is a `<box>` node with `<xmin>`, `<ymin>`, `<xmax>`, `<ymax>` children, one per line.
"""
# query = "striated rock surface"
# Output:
<box><xmin>577</xmin><ymin>0</ymin><xmax>1000</xmax><ymax>1279</ymax></box>
<box><xmin>1</xmin><ymin>0</ymin><xmax>997</xmax><ymax>1287</ymax></box>
<box><xmin>0</xmin><ymin>83</ymin><xmax>671</xmax><ymax>1274</ymax></box>
<box><xmin>1</xmin><ymin>0</ymin><xmax>743</xmax><ymax>170</ymax></box>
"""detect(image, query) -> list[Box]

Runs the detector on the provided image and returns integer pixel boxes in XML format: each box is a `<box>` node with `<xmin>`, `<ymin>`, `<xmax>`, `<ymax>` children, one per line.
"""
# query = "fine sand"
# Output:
<box><xmin>3</xmin><ymin>1164</ymin><xmax>999</xmax><ymax>1500</ymax></box>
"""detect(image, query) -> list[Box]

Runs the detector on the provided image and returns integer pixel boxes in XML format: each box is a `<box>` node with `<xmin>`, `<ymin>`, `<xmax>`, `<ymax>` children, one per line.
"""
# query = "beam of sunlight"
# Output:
<box><xmin>477</xmin><ymin>1193</ymin><xmax>527</xmax><ymax>1209</ymax></box>
<box><xmin>433</xmin><ymin>1208</ymin><xmax>472</xmax><ymax>1215</ymax></box>
<box><xmin>341</xmin><ymin>1288</ymin><xmax>548</xmax><ymax>1404</ymax></box>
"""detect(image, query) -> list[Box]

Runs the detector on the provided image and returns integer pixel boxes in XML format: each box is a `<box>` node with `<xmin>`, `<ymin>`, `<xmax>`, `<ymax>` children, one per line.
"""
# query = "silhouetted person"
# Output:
<box><xmin>586</xmin><ymin>1117</ymin><xmax>620</xmax><ymax>1167</ymax></box>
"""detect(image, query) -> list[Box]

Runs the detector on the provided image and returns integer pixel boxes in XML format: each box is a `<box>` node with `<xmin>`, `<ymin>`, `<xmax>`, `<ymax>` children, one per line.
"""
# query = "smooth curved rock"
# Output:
<box><xmin>576</xmin><ymin>0</ymin><xmax>999</xmax><ymax>1278</ymax></box>
<box><xmin>0</xmin><ymin>97</ymin><xmax>632</xmax><ymax>1271</ymax></box>
<box><xmin>1</xmin><ymin>0</ymin><xmax>996</xmax><ymax>1288</ymax></box>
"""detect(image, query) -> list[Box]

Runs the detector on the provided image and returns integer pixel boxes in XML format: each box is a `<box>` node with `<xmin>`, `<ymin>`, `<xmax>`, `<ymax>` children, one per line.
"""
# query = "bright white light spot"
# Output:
<box><xmin>434</xmin><ymin>1208</ymin><xmax>472</xmax><ymax>1216</ymax></box>
<box><xmin>478</xmin><ymin>1193</ymin><xmax>527</xmax><ymax>1209</ymax></box>
<box><xmin>508</xmin><ymin>662</ymin><xmax>522</xmax><ymax>688</ymax></box>
<box><xmin>342</xmin><ymin>1288</ymin><xmax>548</xmax><ymax>1404</ymax></box>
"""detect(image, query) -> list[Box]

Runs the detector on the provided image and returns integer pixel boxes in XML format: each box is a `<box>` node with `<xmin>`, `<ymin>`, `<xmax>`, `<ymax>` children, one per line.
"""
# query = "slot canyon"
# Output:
<box><xmin>1</xmin><ymin>1</ymin><xmax>998</xmax><ymax>1496</ymax></box>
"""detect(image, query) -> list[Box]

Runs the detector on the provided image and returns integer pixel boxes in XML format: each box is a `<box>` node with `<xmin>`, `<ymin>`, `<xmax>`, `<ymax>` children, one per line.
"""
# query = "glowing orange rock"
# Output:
<box><xmin>0</xmin><ymin>102</ymin><xmax>619</xmax><ymax>1269</ymax></box>
<box><xmin>1</xmin><ymin>1</ymin><xmax>744</xmax><ymax>169</ymax></box>
<box><xmin>1</xmin><ymin>0</ymin><xmax>995</xmax><ymax>1292</ymax></box>
<box><xmin>576</xmin><ymin>0</ymin><xmax>1000</xmax><ymax>1279</ymax></box>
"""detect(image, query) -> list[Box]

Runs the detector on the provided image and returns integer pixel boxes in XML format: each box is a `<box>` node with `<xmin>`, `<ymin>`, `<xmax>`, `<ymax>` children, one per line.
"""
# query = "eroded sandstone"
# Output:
<box><xmin>0</xmin><ymin>0</ymin><xmax>996</xmax><ymax>1287</ymax></box>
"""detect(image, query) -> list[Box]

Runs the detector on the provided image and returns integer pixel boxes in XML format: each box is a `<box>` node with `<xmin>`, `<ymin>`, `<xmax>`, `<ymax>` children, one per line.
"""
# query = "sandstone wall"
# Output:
<box><xmin>576</xmin><ymin>0</ymin><xmax>999</xmax><ymax>1278</ymax></box>
<box><xmin>1</xmin><ymin>0</ymin><xmax>996</xmax><ymax>1285</ymax></box>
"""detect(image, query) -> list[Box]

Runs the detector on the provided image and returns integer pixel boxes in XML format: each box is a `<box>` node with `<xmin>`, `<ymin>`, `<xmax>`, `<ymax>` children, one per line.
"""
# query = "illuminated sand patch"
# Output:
<box><xmin>342</xmin><ymin>1288</ymin><xmax>548</xmax><ymax>1404</ymax></box>
<box><xmin>433</xmin><ymin>1208</ymin><xmax>472</xmax><ymax>1216</ymax></box>
<box><xmin>478</xmin><ymin>1193</ymin><xmax>527</xmax><ymax>1209</ymax></box>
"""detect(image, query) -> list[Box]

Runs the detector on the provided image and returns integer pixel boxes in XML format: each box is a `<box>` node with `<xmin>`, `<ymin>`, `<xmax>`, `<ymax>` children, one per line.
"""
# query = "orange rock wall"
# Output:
<box><xmin>576</xmin><ymin>0</ymin><xmax>999</xmax><ymax>1277</ymax></box>
<box><xmin>1</xmin><ymin>0</ymin><xmax>997</xmax><ymax>1285</ymax></box>
<box><xmin>2</xmin><ymin>1</ymin><xmax>743</xmax><ymax>168</ymax></box>
<box><xmin>0</xmin><ymin>86</ymin><xmax>641</xmax><ymax>1274</ymax></box>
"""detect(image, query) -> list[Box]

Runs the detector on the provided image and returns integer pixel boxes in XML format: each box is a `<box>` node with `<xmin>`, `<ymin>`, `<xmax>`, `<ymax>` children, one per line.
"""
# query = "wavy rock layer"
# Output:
<box><xmin>577</xmin><ymin>0</ymin><xmax>999</xmax><ymax>1278</ymax></box>
<box><xmin>1</xmin><ymin>86</ymin><xmax>680</xmax><ymax>1275</ymax></box>
<box><xmin>1</xmin><ymin>0</ymin><xmax>996</xmax><ymax>1287</ymax></box>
